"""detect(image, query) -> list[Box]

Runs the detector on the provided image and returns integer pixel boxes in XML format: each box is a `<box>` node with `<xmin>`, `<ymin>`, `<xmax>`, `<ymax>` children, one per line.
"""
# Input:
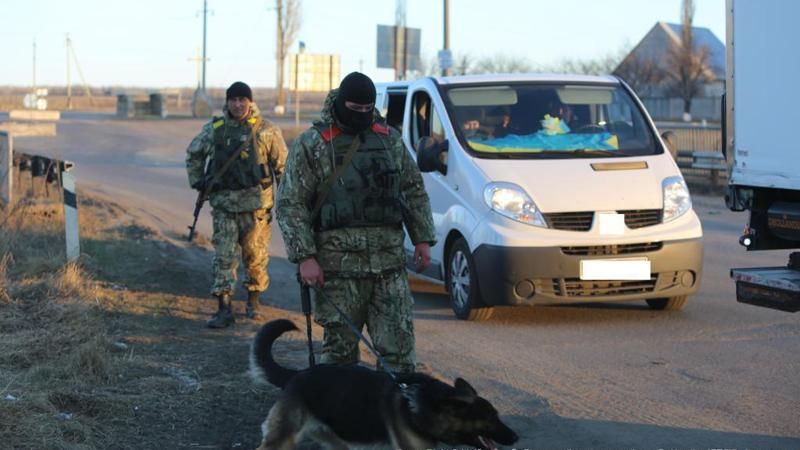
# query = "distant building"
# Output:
<box><xmin>614</xmin><ymin>22</ymin><xmax>725</xmax><ymax>98</ymax></box>
<box><xmin>614</xmin><ymin>22</ymin><xmax>725</xmax><ymax>121</ymax></box>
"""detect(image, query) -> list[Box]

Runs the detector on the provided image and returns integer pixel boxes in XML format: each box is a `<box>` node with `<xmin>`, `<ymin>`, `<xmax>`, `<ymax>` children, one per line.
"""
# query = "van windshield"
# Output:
<box><xmin>444</xmin><ymin>83</ymin><xmax>659</xmax><ymax>158</ymax></box>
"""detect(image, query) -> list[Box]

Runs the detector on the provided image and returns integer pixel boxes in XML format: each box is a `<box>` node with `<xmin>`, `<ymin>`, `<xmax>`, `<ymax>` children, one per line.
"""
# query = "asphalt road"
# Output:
<box><xmin>11</xmin><ymin>115</ymin><xmax>799</xmax><ymax>449</ymax></box>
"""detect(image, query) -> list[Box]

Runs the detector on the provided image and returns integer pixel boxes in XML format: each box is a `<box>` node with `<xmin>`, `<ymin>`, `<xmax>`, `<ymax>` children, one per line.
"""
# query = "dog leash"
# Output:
<box><xmin>297</xmin><ymin>272</ymin><xmax>316</xmax><ymax>368</ymax></box>
<box><xmin>309</xmin><ymin>285</ymin><xmax>400</xmax><ymax>384</ymax></box>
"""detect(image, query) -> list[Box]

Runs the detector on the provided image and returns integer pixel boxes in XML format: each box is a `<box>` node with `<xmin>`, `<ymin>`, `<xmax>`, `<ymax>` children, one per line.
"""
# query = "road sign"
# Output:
<box><xmin>438</xmin><ymin>49</ymin><xmax>453</xmax><ymax>71</ymax></box>
<box><xmin>376</xmin><ymin>24</ymin><xmax>421</xmax><ymax>72</ymax></box>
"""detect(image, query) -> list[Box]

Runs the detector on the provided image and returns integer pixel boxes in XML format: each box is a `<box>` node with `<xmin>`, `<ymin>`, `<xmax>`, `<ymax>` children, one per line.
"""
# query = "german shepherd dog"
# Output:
<box><xmin>249</xmin><ymin>319</ymin><xmax>519</xmax><ymax>450</ymax></box>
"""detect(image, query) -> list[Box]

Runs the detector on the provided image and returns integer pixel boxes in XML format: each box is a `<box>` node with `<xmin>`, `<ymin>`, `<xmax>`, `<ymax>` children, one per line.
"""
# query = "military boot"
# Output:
<box><xmin>207</xmin><ymin>294</ymin><xmax>235</xmax><ymax>329</ymax></box>
<box><xmin>245</xmin><ymin>290</ymin><xmax>262</xmax><ymax>320</ymax></box>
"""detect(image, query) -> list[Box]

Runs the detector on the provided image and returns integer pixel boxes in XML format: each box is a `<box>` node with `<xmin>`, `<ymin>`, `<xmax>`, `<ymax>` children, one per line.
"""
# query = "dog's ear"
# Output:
<box><xmin>455</xmin><ymin>378</ymin><xmax>478</xmax><ymax>395</ymax></box>
<box><xmin>452</xmin><ymin>378</ymin><xmax>478</xmax><ymax>404</ymax></box>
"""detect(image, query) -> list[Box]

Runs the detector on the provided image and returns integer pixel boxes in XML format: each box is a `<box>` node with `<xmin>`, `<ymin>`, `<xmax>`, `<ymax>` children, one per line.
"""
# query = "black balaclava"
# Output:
<box><xmin>333</xmin><ymin>72</ymin><xmax>376</xmax><ymax>133</ymax></box>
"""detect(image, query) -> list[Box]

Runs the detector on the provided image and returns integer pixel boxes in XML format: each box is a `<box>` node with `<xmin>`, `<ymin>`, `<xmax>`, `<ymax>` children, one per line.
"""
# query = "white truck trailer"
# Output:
<box><xmin>725</xmin><ymin>0</ymin><xmax>800</xmax><ymax>311</ymax></box>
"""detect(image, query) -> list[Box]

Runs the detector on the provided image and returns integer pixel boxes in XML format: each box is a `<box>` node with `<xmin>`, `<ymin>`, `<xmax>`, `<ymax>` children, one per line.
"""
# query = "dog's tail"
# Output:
<box><xmin>249</xmin><ymin>319</ymin><xmax>301</xmax><ymax>389</ymax></box>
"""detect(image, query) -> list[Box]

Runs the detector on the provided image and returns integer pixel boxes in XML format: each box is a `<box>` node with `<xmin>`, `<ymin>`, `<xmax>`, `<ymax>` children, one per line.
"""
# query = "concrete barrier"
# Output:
<box><xmin>9</xmin><ymin>110</ymin><xmax>61</xmax><ymax>121</ymax></box>
<box><xmin>0</xmin><ymin>122</ymin><xmax>57</xmax><ymax>137</ymax></box>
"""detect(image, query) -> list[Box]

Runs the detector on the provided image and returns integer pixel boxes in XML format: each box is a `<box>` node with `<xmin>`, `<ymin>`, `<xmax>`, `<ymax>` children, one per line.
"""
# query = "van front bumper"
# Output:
<box><xmin>471</xmin><ymin>238</ymin><xmax>703</xmax><ymax>306</ymax></box>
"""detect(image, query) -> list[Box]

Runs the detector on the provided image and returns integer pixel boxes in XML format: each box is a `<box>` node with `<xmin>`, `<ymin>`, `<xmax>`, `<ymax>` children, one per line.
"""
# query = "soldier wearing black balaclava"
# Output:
<box><xmin>276</xmin><ymin>72</ymin><xmax>436</xmax><ymax>374</ymax></box>
<box><xmin>332</xmin><ymin>72</ymin><xmax>376</xmax><ymax>133</ymax></box>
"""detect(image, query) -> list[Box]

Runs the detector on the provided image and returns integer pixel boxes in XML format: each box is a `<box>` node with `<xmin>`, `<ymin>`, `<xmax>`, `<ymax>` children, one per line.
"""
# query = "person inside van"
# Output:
<box><xmin>493</xmin><ymin>106</ymin><xmax>522</xmax><ymax>138</ymax></box>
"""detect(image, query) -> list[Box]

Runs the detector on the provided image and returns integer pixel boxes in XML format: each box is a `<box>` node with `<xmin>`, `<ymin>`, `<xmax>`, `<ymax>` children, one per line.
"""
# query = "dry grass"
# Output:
<box><xmin>0</xmin><ymin>192</ymin><xmax>281</xmax><ymax>449</ymax></box>
<box><xmin>0</xmin><ymin>199</ymin><xmax>117</xmax><ymax>449</ymax></box>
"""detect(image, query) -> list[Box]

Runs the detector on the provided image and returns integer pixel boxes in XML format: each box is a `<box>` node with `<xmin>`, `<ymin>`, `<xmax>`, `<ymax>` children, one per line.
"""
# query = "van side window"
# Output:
<box><xmin>411</xmin><ymin>91</ymin><xmax>444</xmax><ymax>152</ymax></box>
<box><xmin>386</xmin><ymin>92</ymin><xmax>406</xmax><ymax>132</ymax></box>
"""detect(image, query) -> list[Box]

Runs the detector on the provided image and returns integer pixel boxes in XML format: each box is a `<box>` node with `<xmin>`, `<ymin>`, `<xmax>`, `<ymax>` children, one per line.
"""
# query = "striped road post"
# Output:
<box><xmin>0</xmin><ymin>131</ymin><xmax>12</xmax><ymax>206</ymax></box>
<box><xmin>61</xmin><ymin>170</ymin><xmax>80</xmax><ymax>262</ymax></box>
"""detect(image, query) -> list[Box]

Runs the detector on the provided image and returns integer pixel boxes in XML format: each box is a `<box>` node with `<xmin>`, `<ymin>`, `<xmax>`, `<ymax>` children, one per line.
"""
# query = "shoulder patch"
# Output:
<box><xmin>247</xmin><ymin>117</ymin><xmax>258</xmax><ymax>124</ymax></box>
<box><xmin>320</xmin><ymin>126</ymin><xmax>342</xmax><ymax>143</ymax></box>
<box><xmin>371</xmin><ymin>122</ymin><xmax>390</xmax><ymax>136</ymax></box>
<box><xmin>212</xmin><ymin>119</ymin><xmax>225</xmax><ymax>129</ymax></box>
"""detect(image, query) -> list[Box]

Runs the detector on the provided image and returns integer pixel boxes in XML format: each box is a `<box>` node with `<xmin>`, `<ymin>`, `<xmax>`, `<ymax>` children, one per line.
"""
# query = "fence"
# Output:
<box><xmin>0</xmin><ymin>134</ymin><xmax>80</xmax><ymax>261</ymax></box>
<box><xmin>642</xmin><ymin>97</ymin><xmax>723</xmax><ymax>122</ymax></box>
<box><xmin>656</xmin><ymin>122</ymin><xmax>726</xmax><ymax>187</ymax></box>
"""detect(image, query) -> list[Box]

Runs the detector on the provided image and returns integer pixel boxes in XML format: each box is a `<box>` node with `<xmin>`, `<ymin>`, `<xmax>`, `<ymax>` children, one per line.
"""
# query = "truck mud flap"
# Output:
<box><xmin>736</xmin><ymin>281</ymin><xmax>800</xmax><ymax>312</ymax></box>
<box><xmin>731</xmin><ymin>267</ymin><xmax>800</xmax><ymax>313</ymax></box>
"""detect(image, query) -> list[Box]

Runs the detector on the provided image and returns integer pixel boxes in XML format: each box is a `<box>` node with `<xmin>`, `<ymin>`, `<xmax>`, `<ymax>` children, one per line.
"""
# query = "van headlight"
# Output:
<box><xmin>662</xmin><ymin>176</ymin><xmax>692</xmax><ymax>223</ymax></box>
<box><xmin>483</xmin><ymin>182</ymin><xmax>547</xmax><ymax>227</ymax></box>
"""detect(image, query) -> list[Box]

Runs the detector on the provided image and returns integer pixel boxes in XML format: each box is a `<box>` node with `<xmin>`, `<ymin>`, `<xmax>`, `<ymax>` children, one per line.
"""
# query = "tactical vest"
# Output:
<box><xmin>208</xmin><ymin>116</ymin><xmax>271</xmax><ymax>193</ymax></box>
<box><xmin>314</xmin><ymin>123</ymin><xmax>403</xmax><ymax>231</ymax></box>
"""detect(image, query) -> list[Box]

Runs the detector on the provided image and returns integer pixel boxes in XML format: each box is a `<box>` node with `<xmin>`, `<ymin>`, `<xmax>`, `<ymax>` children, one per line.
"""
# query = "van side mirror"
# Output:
<box><xmin>661</xmin><ymin>131</ymin><xmax>677</xmax><ymax>160</ymax></box>
<box><xmin>416</xmin><ymin>137</ymin><xmax>448</xmax><ymax>175</ymax></box>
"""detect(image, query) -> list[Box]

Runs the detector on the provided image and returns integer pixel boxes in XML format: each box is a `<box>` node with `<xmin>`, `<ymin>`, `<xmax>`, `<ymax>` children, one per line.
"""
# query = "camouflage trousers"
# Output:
<box><xmin>211</xmin><ymin>208</ymin><xmax>272</xmax><ymax>296</ymax></box>
<box><xmin>313</xmin><ymin>269</ymin><xmax>416</xmax><ymax>374</ymax></box>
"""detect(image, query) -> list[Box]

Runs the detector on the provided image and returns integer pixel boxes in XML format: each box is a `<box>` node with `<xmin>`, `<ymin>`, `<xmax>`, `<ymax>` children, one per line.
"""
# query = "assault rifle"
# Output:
<box><xmin>187</xmin><ymin>182</ymin><xmax>208</xmax><ymax>242</ymax></box>
<box><xmin>187</xmin><ymin>116</ymin><xmax>263</xmax><ymax>242</ymax></box>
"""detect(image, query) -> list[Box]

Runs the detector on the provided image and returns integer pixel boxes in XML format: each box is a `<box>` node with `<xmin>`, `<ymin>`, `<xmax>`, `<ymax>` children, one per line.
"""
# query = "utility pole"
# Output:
<box><xmin>66</xmin><ymin>34</ymin><xmax>72</xmax><ymax>110</ymax></box>
<box><xmin>202</xmin><ymin>0</ymin><xmax>208</xmax><ymax>91</ymax></box>
<box><xmin>276</xmin><ymin>0</ymin><xmax>284</xmax><ymax>111</ymax></box>
<box><xmin>32</xmin><ymin>40</ymin><xmax>37</xmax><ymax>95</ymax></box>
<box><xmin>442</xmin><ymin>0</ymin><xmax>450</xmax><ymax>77</ymax></box>
<box><xmin>188</xmin><ymin>48</ymin><xmax>209</xmax><ymax>88</ymax></box>
<box><xmin>67</xmin><ymin>38</ymin><xmax>95</xmax><ymax>106</ymax></box>
<box><xmin>394</xmin><ymin>0</ymin><xmax>407</xmax><ymax>80</ymax></box>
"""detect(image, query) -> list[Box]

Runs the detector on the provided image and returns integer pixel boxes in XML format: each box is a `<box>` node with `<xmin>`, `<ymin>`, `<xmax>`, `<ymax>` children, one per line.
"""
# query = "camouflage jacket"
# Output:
<box><xmin>186</xmin><ymin>103</ymin><xmax>288</xmax><ymax>213</ymax></box>
<box><xmin>276</xmin><ymin>89</ymin><xmax>436</xmax><ymax>276</ymax></box>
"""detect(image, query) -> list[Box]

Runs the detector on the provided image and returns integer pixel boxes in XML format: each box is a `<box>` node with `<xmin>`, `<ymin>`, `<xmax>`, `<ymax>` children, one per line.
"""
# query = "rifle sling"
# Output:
<box><xmin>204</xmin><ymin>117</ymin><xmax>263</xmax><ymax>196</ymax></box>
<box><xmin>310</xmin><ymin>128</ymin><xmax>361</xmax><ymax>220</ymax></box>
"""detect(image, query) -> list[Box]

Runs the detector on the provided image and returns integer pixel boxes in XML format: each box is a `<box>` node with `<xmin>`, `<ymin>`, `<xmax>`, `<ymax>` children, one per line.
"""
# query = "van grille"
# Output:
<box><xmin>552</xmin><ymin>276</ymin><xmax>657</xmax><ymax>297</ymax></box>
<box><xmin>561</xmin><ymin>242</ymin><xmax>662</xmax><ymax>256</ymax></box>
<box><xmin>544</xmin><ymin>209</ymin><xmax>662</xmax><ymax>231</ymax></box>
<box><xmin>544</xmin><ymin>212</ymin><xmax>594</xmax><ymax>231</ymax></box>
<box><xmin>619</xmin><ymin>209</ymin><xmax>662</xmax><ymax>229</ymax></box>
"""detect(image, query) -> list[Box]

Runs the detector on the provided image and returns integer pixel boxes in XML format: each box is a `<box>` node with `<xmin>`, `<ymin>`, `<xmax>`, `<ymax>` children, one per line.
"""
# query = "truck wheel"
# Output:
<box><xmin>646</xmin><ymin>295</ymin><xmax>688</xmax><ymax>311</ymax></box>
<box><xmin>447</xmin><ymin>238</ymin><xmax>494</xmax><ymax>321</ymax></box>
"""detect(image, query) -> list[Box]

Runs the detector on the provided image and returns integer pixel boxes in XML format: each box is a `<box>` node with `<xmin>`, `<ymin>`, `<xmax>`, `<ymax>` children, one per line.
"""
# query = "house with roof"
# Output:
<box><xmin>613</xmin><ymin>22</ymin><xmax>725</xmax><ymax>120</ymax></box>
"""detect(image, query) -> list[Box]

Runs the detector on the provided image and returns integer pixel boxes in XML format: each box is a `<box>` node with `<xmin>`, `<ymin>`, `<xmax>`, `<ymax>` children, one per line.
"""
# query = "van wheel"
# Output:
<box><xmin>447</xmin><ymin>238</ymin><xmax>494</xmax><ymax>321</ymax></box>
<box><xmin>646</xmin><ymin>295</ymin><xmax>688</xmax><ymax>311</ymax></box>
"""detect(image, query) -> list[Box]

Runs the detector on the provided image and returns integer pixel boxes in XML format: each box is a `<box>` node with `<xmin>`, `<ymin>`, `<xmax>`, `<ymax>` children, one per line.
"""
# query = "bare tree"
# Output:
<box><xmin>472</xmin><ymin>54</ymin><xmax>532</xmax><ymax>74</ymax></box>
<box><xmin>409</xmin><ymin>52</ymin><xmax>474</xmax><ymax>79</ymax></box>
<box><xmin>614</xmin><ymin>54</ymin><xmax>665</xmax><ymax>96</ymax></box>
<box><xmin>556</xmin><ymin>44</ymin><xmax>630</xmax><ymax>75</ymax></box>
<box><xmin>665</xmin><ymin>0</ymin><xmax>712</xmax><ymax>118</ymax></box>
<box><xmin>275</xmin><ymin>0</ymin><xmax>301</xmax><ymax>113</ymax></box>
<box><xmin>452</xmin><ymin>53</ymin><xmax>474</xmax><ymax>76</ymax></box>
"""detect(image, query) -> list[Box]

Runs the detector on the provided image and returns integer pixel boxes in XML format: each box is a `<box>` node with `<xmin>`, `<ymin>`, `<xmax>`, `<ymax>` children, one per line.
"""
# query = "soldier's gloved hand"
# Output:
<box><xmin>299</xmin><ymin>257</ymin><xmax>324</xmax><ymax>287</ymax></box>
<box><xmin>191</xmin><ymin>180</ymin><xmax>206</xmax><ymax>192</ymax></box>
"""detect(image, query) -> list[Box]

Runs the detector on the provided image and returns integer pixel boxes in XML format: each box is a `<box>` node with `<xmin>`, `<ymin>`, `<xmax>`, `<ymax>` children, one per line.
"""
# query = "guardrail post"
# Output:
<box><xmin>0</xmin><ymin>131</ymin><xmax>12</xmax><ymax>206</ymax></box>
<box><xmin>61</xmin><ymin>170</ymin><xmax>80</xmax><ymax>262</ymax></box>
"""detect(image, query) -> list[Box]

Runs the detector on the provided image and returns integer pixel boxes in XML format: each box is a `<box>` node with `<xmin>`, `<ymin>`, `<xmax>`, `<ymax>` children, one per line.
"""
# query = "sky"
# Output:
<box><xmin>1</xmin><ymin>0</ymin><xmax>726</xmax><ymax>88</ymax></box>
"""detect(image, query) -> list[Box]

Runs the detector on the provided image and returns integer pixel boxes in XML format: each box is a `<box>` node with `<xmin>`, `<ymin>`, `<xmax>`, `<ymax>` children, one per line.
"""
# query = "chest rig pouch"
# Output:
<box><xmin>208</xmin><ymin>117</ymin><xmax>271</xmax><ymax>193</ymax></box>
<box><xmin>314</xmin><ymin>123</ymin><xmax>403</xmax><ymax>231</ymax></box>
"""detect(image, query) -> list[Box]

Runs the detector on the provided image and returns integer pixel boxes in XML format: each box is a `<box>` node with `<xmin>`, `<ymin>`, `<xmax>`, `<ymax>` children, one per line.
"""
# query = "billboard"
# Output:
<box><xmin>288</xmin><ymin>53</ymin><xmax>341</xmax><ymax>92</ymax></box>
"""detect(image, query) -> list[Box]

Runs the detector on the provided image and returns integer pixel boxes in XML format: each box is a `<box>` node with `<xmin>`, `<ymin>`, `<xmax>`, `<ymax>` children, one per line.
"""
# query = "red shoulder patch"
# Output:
<box><xmin>320</xmin><ymin>126</ymin><xmax>342</xmax><ymax>142</ymax></box>
<box><xmin>371</xmin><ymin>123</ymin><xmax>390</xmax><ymax>136</ymax></box>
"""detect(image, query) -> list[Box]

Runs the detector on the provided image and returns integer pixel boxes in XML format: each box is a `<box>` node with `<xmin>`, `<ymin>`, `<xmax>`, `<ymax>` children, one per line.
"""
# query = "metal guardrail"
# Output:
<box><xmin>676</xmin><ymin>149</ymin><xmax>726</xmax><ymax>186</ymax></box>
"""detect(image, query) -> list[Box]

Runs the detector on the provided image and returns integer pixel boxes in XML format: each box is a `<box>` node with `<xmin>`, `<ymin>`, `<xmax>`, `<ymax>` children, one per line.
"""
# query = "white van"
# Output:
<box><xmin>376</xmin><ymin>74</ymin><xmax>703</xmax><ymax>320</ymax></box>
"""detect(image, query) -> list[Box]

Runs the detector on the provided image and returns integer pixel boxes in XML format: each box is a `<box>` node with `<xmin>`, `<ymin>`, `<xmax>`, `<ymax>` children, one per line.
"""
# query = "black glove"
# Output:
<box><xmin>191</xmin><ymin>180</ymin><xmax>206</xmax><ymax>192</ymax></box>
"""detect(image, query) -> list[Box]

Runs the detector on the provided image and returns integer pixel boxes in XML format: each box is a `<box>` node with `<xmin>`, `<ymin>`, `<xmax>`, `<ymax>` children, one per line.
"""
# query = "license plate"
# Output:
<box><xmin>598</xmin><ymin>212</ymin><xmax>625</xmax><ymax>235</ymax></box>
<box><xmin>580</xmin><ymin>258</ymin><xmax>651</xmax><ymax>280</ymax></box>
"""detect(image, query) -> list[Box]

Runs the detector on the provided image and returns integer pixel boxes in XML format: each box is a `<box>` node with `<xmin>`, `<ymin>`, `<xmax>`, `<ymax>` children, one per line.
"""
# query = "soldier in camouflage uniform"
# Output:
<box><xmin>186</xmin><ymin>81</ymin><xmax>288</xmax><ymax>328</ymax></box>
<box><xmin>276</xmin><ymin>72</ymin><xmax>435</xmax><ymax>373</ymax></box>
